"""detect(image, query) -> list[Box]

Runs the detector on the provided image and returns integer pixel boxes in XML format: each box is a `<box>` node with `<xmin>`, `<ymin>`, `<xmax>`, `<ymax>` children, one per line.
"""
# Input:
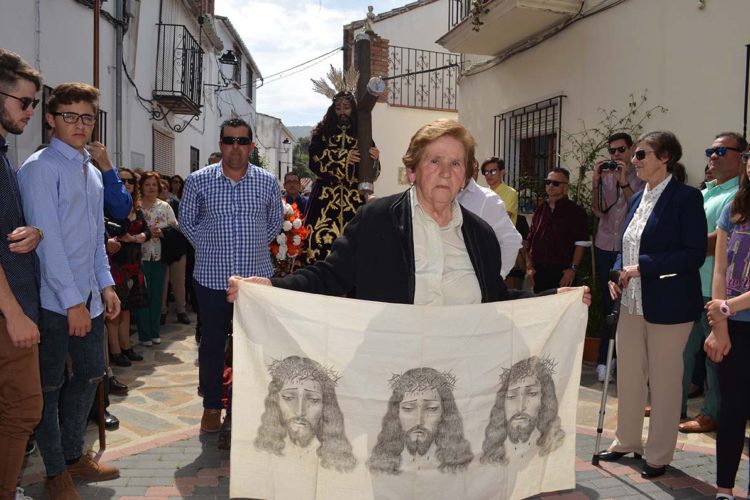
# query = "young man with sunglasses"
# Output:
<box><xmin>179</xmin><ymin>118</ymin><xmax>282</xmax><ymax>434</ymax></box>
<box><xmin>591</xmin><ymin>133</ymin><xmax>643</xmax><ymax>380</ymax></box>
<box><xmin>526</xmin><ymin>167</ymin><xmax>589</xmax><ymax>294</ymax></box>
<box><xmin>0</xmin><ymin>48</ymin><xmax>45</xmax><ymax>500</ymax></box>
<box><xmin>678</xmin><ymin>132</ymin><xmax>747</xmax><ymax>436</ymax></box>
<box><xmin>481</xmin><ymin>157</ymin><xmax>518</xmax><ymax>225</ymax></box>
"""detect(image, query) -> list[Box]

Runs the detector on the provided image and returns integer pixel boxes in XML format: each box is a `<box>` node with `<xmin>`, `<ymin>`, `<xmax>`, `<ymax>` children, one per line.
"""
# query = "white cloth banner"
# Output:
<box><xmin>230</xmin><ymin>283</ymin><xmax>587</xmax><ymax>500</ymax></box>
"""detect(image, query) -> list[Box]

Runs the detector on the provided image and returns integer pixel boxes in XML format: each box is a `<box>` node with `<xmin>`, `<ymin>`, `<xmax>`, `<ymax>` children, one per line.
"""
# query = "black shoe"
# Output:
<box><xmin>122</xmin><ymin>348</ymin><xmax>143</xmax><ymax>361</ymax></box>
<box><xmin>177</xmin><ymin>312</ymin><xmax>191</xmax><ymax>325</ymax></box>
<box><xmin>160</xmin><ymin>313</ymin><xmax>166</xmax><ymax>325</ymax></box>
<box><xmin>218</xmin><ymin>414</ymin><xmax>231</xmax><ymax>450</ymax></box>
<box><xmin>597</xmin><ymin>450</ymin><xmax>642</xmax><ymax>462</ymax></box>
<box><xmin>110</xmin><ymin>352</ymin><xmax>131</xmax><ymax>367</ymax></box>
<box><xmin>89</xmin><ymin>410</ymin><xmax>120</xmax><ymax>430</ymax></box>
<box><xmin>641</xmin><ymin>463</ymin><xmax>666</xmax><ymax>478</ymax></box>
<box><xmin>109</xmin><ymin>377</ymin><xmax>129</xmax><ymax>396</ymax></box>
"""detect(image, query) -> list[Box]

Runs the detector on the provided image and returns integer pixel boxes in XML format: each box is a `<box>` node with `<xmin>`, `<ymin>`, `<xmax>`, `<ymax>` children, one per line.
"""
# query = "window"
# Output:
<box><xmin>494</xmin><ymin>96</ymin><xmax>564</xmax><ymax>212</ymax></box>
<box><xmin>246</xmin><ymin>65</ymin><xmax>253</xmax><ymax>102</ymax></box>
<box><xmin>97</xmin><ymin>109</ymin><xmax>108</xmax><ymax>146</ymax></box>
<box><xmin>152</xmin><ymin>128</ymin><xmax>175</xmax><ymax>176</ymax></box>
<box><xmin>190</xmin><ymin>146</ymin><xmax>200</xmax><ymax>172</ymax></box>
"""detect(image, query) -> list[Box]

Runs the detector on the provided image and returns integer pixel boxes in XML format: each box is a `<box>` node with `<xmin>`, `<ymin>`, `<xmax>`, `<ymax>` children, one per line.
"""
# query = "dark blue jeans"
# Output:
<box><xmin>36</xmin><ymin>309</ymin><xmax>105</xmax><ymax>477</ymax></box>
<box><xmin>595</xmin><ymin>246</ymin><xmax>619</xmax><ymax>365</ymax></box>
<box><xmin>194</xmin><ymin>280</ymin><xmax>233</xmax><ymax>410</ymax></box>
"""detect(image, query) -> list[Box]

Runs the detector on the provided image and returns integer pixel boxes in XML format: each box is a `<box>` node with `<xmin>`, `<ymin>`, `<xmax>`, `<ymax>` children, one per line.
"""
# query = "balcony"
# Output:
<box><xmin>437</xmin><ymin>0</ymin><xmax>581</xmax><ymax>56</ymax></box>
<box><xmin>387</xmin><ymin>46</ymin><xmax>460</xmax><ymax>111</ymax></box>
<box><xmin>153</xmin><ymin>24</ymin><xmax>204</xmax><ymax>115</ymax></box>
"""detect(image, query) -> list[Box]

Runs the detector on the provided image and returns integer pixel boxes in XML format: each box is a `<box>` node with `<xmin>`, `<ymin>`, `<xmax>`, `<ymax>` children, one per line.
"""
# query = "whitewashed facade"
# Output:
<box><xmin>255</xmin><ymin>112</ymin><xmax>296</xmax><ymax>180</ymax></box>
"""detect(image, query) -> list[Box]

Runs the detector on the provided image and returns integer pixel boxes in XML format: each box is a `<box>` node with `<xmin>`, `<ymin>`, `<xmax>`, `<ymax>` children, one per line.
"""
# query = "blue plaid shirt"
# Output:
<box><xmin>179</xmin><ymin>162</ymin><xmax>283</xmax><ymax>290</ymax></box>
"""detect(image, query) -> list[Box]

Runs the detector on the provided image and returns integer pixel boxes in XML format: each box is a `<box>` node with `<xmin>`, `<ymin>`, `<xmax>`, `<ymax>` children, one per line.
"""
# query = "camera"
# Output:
<box><xmin>600</xmin><ymin>160</ymin><xmax>619</xmax><ymax>172</ymax></box>
<box><xmin>105</xmin><ymin>219</ymin><xmax>128</xmax><ymax>237</ymax></box>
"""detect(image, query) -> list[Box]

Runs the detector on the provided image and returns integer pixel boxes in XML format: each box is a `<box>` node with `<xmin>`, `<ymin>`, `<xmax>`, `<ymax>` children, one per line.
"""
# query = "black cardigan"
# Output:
<box><xmin>272</xmin><ymin>189</ymin><xmax>539</xmax><ymax>304</ymax></box>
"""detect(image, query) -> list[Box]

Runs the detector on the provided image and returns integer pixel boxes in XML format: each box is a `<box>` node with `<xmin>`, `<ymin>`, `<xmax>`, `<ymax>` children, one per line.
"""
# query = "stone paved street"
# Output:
<box><xmin>18</xmin><ymin>313</ymin><xmax>749</xmax><ymax>499</ymax></box>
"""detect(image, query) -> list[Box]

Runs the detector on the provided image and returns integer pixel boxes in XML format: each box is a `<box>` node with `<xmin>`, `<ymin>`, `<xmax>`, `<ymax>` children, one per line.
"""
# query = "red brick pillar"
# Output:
<box><xmin>369</xmin><ymin>35</ymin><xmax>389</xmax><ymax>103</ymax></box>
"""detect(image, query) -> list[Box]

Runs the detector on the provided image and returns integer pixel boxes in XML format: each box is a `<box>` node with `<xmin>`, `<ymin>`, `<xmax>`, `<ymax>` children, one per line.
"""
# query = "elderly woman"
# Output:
<box><xmin>229</xmin><ymin>119</ymin><xmax>589</xmax><ymax>307</ymax></box>
<box><xmin>599</xmin><ymin>131</ymin><xmax>707</xmax><ymax>478</ymax></box>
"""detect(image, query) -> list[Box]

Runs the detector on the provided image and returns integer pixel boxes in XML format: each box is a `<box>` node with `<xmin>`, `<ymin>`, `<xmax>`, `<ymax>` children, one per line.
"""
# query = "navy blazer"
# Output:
<box><xmin>614</xmin><ymin>178</ymin><xmax>707</xmax><ymax>324</ymax></box>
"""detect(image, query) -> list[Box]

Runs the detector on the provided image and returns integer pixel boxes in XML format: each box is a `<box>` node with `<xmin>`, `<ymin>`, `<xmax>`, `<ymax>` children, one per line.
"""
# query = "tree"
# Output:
<box><xmin>292</xmin><ymin>136</ymin><xmax>313</xmax><ymax>179</ymax></box>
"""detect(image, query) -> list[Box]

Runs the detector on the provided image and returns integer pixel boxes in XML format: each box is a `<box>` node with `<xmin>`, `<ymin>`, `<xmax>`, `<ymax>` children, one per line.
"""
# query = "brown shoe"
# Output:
<box><xmin>678</xmin><ymin>414</ymin><xmax>718</xmax><ymax>433</ymax></box>
<box><xmin>644</xmin><ymin>405</ymin><xmax>652</xmax><ymax>417</ymax></box>
<box><xmin>201</xmin><ymin>408</ymin><xmax>222</xmax><ymax>433</ymax></box>
<box><xmin>45</xmin><ymin>471</ymin><xmax>82</xmax><ymax>500</ymax></box>
<box><xmin>67</xmin><ymin>451</ymin><xmax>120</xmax><ymax>481</ymax></box>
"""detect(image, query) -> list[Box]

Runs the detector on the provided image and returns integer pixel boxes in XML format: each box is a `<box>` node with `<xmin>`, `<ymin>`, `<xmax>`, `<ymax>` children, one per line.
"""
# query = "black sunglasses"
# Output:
<box><xmin>0</xmin><ymin>90</ymin><xmax>40</xmax><ymax>111</ymax></box>
<box><xmin>122</xmin><ymin>178</ymin><xmax>136</xmax><ymax>185</ymax></box>
<box><xmin>545</xmin><ymin>179</ymin><xmax>568</xmax><ymax>187</ymax></box>
<box><xmin>221</xmin><ymin>136</ymin><xmax>251</xmax><ymax>145</ymax></box>
<box><xmin>705</xmin><ymin>146</ymin><xmax>743</xmax><ymax>158</ymax></box>
<box><xmin>482</xmin><ymin>168</ymin><xmax>499</xmax><ymax>176</ymax></box>
<box><xmin>633</xmin><ymin>149</ymin><xmax>655</xmax><ymax>161</ymax></box>
<box><xmin>608</xmin><ymin>146</ymin><xmax>627</xmax><ymax>155</ymax></box>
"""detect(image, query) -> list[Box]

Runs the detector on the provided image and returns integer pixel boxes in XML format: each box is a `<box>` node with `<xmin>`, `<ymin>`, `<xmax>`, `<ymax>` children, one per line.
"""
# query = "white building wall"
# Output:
<box><xmin>370</xmin><ymin>0</ymin><xmax>448</xmax><ymax>52</ymax></box>
<box><xmin>456</xmin><ymin>0</ymin><xmax>750</xmax><ymax>186</ymax></box>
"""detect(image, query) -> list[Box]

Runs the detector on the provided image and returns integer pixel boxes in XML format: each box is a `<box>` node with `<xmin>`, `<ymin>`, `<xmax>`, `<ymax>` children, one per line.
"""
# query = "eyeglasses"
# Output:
<box><xmin>121</xmin><ymin>178</ymin><xmax>135</xmax><ymax>185</ymax></box>
<box><xmin>0</xmin><ymin>90</ymin><xmax>39</xmax><ymax>111</ymax></box>
<box><xmin>608</xmin><ymin>146</ymin><xmax>628</xmax><ymax>155</ymax></box>
<box><xmin>741</xmin><ymin>152</ymin><xmax>750</xmax><ymax>163</ymax></box>
<box><xmin>221</xmin><ymin>136</ymin><xmax>252</xmax><ymax>145</ymax></box>
<box><xmin>633</xmin><ymin>149</ymin><xmax>655</xmax><ymax>161</ymax></box>
<box><xmin>50</xmin><ymin>111</ymin><xmax>96</xmax><ymax>126</ymax></box>
<box><xmin>705</xmin><ymin>146</ymin><xmax>743</xmax><ymax>157</ymax></box>
<box><xmin>482</xmin><ymin>168</ymin><xmax>498</xmax><ymax>176</ymax></box>
<box><xmin>545</xmin><ymin>179</ymin><xmax>568</xmax><ymax>187</ymax></box>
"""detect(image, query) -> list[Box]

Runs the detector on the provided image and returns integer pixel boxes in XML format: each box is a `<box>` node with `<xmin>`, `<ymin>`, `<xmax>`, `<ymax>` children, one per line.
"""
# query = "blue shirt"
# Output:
<box><xmin>0</xmin><ymin>136</ymin><xmax>40</xmax><ymax>322</ymax></box>
<box><xmin>101</xmin><ymin>168</ymin><xmax>132</xmax><ymax>219</ymax></box>
<box><xmin>18</xmin><ymin>138</ymin><xmax>114</xmax><ymax>317</ymax></box>
<box><xmin>179</xmin><ymin>162</ymin><xmax>283</xmax><ymax>290</ymax></box>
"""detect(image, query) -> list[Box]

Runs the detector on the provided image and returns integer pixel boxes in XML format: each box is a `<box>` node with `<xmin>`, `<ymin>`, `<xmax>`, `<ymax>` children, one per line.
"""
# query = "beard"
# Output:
<box><xmin>285</xmin><ymin>417</ymin><xmax>317</xmax><ymax>447</ymax></box>
<box><xmin>507</xmin><ymin>412</ymin><xmax>537</xmax><ymax>444</ymax></box>
<box><xmin>0</xmin><ymin>106</ymin><xmax>24</xmax><ymax>135</ymax></box>
<box><xmin>403</xmin><ymin>425</ymin><xmax>435</xmax><ymax>456</ymax></box>
<box><xmin>336</xmin><ymin>114</ymin><xmax>351</xmax><ymax>127</ymax></box>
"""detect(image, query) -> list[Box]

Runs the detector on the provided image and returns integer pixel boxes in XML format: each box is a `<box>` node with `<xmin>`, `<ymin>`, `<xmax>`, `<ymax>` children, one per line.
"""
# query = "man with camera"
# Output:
<box><xmin>591</xmin><ymin>133</ymin><xmax>643</xmax><ymax>381</ymax></box>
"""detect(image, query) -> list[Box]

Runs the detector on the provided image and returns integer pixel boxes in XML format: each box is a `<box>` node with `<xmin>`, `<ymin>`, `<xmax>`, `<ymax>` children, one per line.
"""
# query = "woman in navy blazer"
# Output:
<box><xmin>597</xmin><ymin>131</ymin><xmax>707</xmax><ymax>478</ymax></box>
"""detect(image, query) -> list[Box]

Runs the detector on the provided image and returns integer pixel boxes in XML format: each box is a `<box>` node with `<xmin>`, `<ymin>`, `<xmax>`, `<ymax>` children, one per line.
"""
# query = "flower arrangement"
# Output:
<box><xmin>270</xmin><ymin>200</ymin><xmax>308</xmax><ymax>276</ymax></box>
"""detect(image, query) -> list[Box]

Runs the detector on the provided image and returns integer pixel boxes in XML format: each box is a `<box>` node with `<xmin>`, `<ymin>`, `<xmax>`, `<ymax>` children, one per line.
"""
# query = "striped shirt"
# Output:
<box><xmin>179</xmin><ymin>162</ymin><xmax>283</xmax><ymax>290</ymax></box>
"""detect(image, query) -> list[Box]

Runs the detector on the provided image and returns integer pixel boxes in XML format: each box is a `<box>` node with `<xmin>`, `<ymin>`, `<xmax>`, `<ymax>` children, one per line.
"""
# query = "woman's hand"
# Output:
<box><xmin>150</xmin><ymin>226</ymin><xmax>162</xmax><ymax>239</ymax></box>
<box><xmin>227</xmin><ymin>275</ymin><xmax>272</xmax><ymax>303</ymax></box>
<box><xmin>705</xmin><ymin>328</ymin><xmax>731</xmax><ymax>362</ymax></box>
<box><xmin>608</xmin><ymin>280</ymin><xmax>621</xmax><ymax>300</ymax></box>
<box><xmin>557</xmin><ymin>286</ymin><xmax>592</xmax><ymax>306</ymax></box>
<box><xmin>619</xmin><ymin>265</ymin><xmax>640</xmax><ymax>288</ymax></box>
<box><xmin>369</xmin><ymin>147</ymin><xmax>380</xmax><ymax>160</ymax></box>
<box><xmin>705</xmin><ymin>299</ymin><xmax>728</xmax><ymax>326</ymax></box>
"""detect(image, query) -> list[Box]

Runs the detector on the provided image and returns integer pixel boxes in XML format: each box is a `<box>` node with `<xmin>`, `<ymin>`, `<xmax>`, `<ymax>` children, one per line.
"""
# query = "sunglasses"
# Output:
<box><xmin>50</xmin><ymin>111</ymin><xmax>96</xmax><ymax>126</ymax></box>
<box><xmin>633</xmin><ymin>149</ymin><xmax>655</xmax><ymax>161</ymax></box>
<box><xmin>0</xmin><ymin>90</ymin><xmax>39</xmax><ymax>111</ymax></box>
<box><xmin>221</xmin><ymin>136</ymin><xmax>251</xmax><ymax>145</ymax></box>
<box><xmin>608</xmin><ymin>146</ymin><xmax>628</xmax><ymax>155</ymax></box>
<box><xmin>705</xmin><ymin>146</ymin><xmax>743</xmax><ymax>158</ymax></box>
<box><xmin>482</xmin><ymin>168</ymin><xmax>499</xmax><ymax>176</ymax></box>
<box><xmin>122</xmin><ymin>178</ymin><xmax>136</xmax><ymax>185</ymax></box>
<box><xmin>742</xmin><ymin>152</ymin><xmax>750</xmax><ymax>163</ymax></box>
<box><xmin>545</xmin><ymin>179</ymin><xmax>568</xmax><ymax>187</ymax></box>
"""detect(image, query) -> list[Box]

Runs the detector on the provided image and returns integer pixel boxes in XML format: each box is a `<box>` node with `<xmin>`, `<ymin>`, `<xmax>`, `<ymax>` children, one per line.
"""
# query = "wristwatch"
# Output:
<box><xmin>570</xmin><ymin>264</ymin><xmax>578</xmax><ymax>272</ymax></box>
<box><xmin>720</xmin><ymin>300</ymin><xmax>734</xmax><ymax>317</ymax></box>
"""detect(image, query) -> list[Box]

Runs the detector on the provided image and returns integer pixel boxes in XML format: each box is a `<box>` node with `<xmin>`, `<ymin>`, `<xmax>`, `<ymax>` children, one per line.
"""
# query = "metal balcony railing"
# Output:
<box><xmin>449</xmin><ymin>0</ymin><xmax>474</xmax><ymax>30</ymax></box>
<box><xmin>387</xmin><ymin>46</ymin><xmax>460</xmax><ymax>111</ymax></box>
<box><xmin>153</xmin><ymin>24</ymin><xmax>203</xmax><ymax>115</ymax></box>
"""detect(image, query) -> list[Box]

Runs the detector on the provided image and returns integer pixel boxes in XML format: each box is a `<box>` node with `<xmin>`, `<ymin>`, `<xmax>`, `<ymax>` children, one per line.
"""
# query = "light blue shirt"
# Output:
<box><xmin>18</xmin><ymin>138</ymin><xmax>114</xmax><ymax>317</ymax></box>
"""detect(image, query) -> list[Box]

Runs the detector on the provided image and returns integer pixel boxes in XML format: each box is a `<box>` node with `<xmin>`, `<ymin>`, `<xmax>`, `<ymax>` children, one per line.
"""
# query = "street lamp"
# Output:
<box><xmin>279</xmin><ymin>138</ymin><xmax>291</xmax><ymax>179</ymax></box>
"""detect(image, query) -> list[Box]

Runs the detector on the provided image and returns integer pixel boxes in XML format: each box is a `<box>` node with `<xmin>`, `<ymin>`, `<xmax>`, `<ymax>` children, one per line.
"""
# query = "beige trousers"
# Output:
<box><xmin>610</xmin><ymin>307</ymin><xmax>692</xmax><ymax>466</ymax></box>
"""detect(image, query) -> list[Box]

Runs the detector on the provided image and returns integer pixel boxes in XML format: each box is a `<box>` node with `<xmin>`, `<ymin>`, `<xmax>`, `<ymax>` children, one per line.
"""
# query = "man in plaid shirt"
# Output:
<box><xmin>180</xmin><ymin>118</ymin><xmax>282</xmax><ymax>433</ymax></box>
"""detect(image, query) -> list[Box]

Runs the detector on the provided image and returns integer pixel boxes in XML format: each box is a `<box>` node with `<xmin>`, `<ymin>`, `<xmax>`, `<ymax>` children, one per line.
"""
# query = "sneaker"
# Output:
<box><xmin>596</xmin><ymin>364</ymin><xmax>606</xmax><ymax>382</ymax></box>
<box><xmin>44</xmin><ymin>471</ymin><xmax>81</xmax><ymax>500</ymax></box>
<box><xmin>66</xmin><ymin>451</ymin><xmax>120</xmax><ymax>481</ymax></box>
<box><xmin>152</xmin><ymin>337</ymin><xmax>161</xmax><ymax>345</ymax></box>
<box><xmin>201</xmin><ymin>409</ymin><xmax>222</xmax><ymax>433</ymax></box>
<box><xmin>109</xmin><ymin>352</ymin><xmax>131</xmax><ymax>367</ymax></box>
<box><xmin>15</xmin><ymin>487</ymin><xmax>33</xmax><ymax>500</ymax></box>
<box><xmin>140</xmin><ymin>340</ymin><xmax>153</xmax><ymax>347</ymax></box>
<box><xmin>122</xmin><ymin>348</ymin><xmax>143</xmax><ymax>361</ymax></box>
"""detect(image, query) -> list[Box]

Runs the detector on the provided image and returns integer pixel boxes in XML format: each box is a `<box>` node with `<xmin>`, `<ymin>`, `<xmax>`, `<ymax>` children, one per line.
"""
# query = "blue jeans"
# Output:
<box><xmin>194</xmin><ymin>280</ymin><xmax>233</xmax><ymax>410</ymax></box>
<box><xmin>35</xmin><ymin>309</ymin><xmax>105</xmax><ymax>477</ymax></box>
<box><xmin>595</xmin><ymin>246</ymin><xmax>619</xmax><ymax>365</ymax></box>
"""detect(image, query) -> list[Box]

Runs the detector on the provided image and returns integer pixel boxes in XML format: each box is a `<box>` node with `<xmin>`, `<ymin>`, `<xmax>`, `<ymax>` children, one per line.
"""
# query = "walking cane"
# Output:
<box><xmin>592</xmin><ymin>270</ymin><xmax>621</xmax><ymax>465</ymax></box>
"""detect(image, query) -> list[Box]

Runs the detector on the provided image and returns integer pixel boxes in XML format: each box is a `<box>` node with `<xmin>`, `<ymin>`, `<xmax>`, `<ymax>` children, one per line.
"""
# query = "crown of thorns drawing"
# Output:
<box><xmin>499</xmin><ymin>355</ymin><xmax>557</xmax><ymax>385</ymax></box>
<box><xmin>268</xmin><ymin>357</ymin><xmax>341</xmax><ymax>386</ymax></box>
<box><xmin>388</xmin><ymin>368</ymin><xmax>457</xmax><ymax>394</ymax></box>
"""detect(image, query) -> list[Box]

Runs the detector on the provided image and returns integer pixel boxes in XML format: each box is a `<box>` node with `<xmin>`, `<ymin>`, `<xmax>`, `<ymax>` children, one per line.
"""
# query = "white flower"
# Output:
<box><xmin>276</xmin><ymin>250</ymin><xmax>287</xmax><ymax>260</ymax></box>
<box><xmin>292</xmin><ymin>235</ymin><xmax>301</xmax><ymax>246</ymax></box>
<box><xmin>282</xmin><ymin>220</ymin><xmax>293</xmax><ymax>232</ymax></box>
<box><xmin>276</xmin><ymin>233</ymin><xmax>287</xmax><ymax>244</ymax></box>
<box><xmin>292</xmin><ymin>219</ymin><xmax>302</xmax><ymax>229</ymax></box>
<box><xmin>284</xmin><ymin>204</ymin><xmax>294</xmax><ymax>216</ymax></box>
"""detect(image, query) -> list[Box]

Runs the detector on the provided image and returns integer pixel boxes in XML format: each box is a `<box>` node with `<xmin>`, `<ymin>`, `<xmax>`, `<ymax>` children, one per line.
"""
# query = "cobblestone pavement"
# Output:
<box><xmin>18</xmin><ymin>314</ymin><xmax>749</xmax><ymax>498</ymax></box>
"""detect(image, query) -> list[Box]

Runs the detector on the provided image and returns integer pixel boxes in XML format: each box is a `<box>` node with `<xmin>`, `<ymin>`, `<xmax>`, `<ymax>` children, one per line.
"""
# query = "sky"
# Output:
<box><xmin>214</xmin><ymin>0</ymin><xmax>405</xmax><ymax>127</ymax></box>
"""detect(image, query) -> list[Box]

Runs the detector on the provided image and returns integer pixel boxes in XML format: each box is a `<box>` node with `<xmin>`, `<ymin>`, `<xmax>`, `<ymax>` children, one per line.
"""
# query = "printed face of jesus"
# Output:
<box><xmin>399</xmin><ymin>388</ymin><xmax>442</xmax><ymax>455</ymax></box>
<box><xmin>278</xmin><ymin>378</ymin><xmax>323</xmax><ymax>447</ymax></box>
<box><xmin>505</xmin><ymin>375</ymin><xmax>542</xmax><ymax>444</ymax></box>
